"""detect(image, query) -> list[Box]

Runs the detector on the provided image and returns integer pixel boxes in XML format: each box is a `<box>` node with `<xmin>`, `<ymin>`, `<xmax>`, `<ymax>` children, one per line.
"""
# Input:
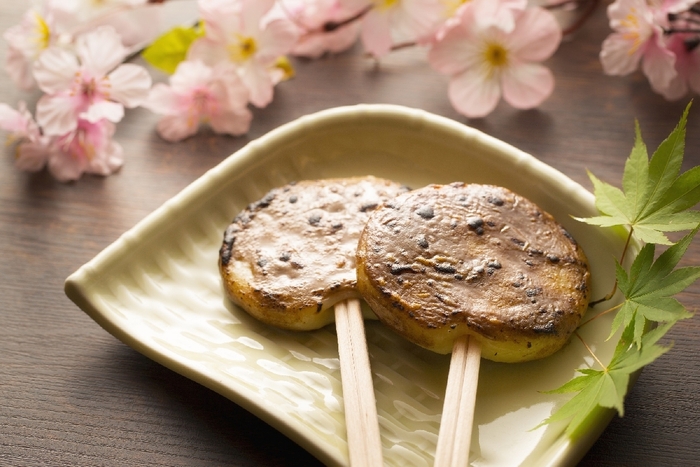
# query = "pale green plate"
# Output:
<box><xmin>65</xmin><ymin>105</ymin><xmax>630</xmax><ymax>466</ymax></box>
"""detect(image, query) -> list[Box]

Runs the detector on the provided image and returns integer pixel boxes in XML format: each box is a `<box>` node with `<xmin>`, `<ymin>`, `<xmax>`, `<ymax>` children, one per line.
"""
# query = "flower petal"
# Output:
<box><xmin>641</xmin><ymin>34</ymin><xmax>678</xmax><ymax>93</ymax></box>
<box><xmin>5</xmin><ymin>46</ymin><xmax>36</xmax><ymax>91</ymax></box>
<box><xmin>241</xmin><ymin>0</ymin><xmax>276</xmax><ymax>36</ymax></box>
<box><xmin>471</xmin><ymin>0</ymin><xmax>526</xmax><ymax>34</ymax></box>
<box><xmin>15</xmin><ymin>142</ymin><xmax>50</xmax><ymax>172</ymax></box>
<box><xmin>81</xmin><ymin>100</ymin><xmax>125</xmax><ymax>124</ymax></box>
<box><xmin>198</xmin><ymin>0</ymin><xmax>241</xmax><ymax>42</ymax></box>
<box><xmin>36</xmin><ymin>93</ymin><xmax>79</xmax><ymax>136</ymax></box>
<box><xmin>291</xmin><ymin>23</ymin><xmax>360</xmax><ymax>58</ymax></box>
<box><xmin>501</xmin><ymin>62</ymin><xmax>554</xmax><ymax>109</ymax></box>
<box><xmin>508</xmin><ymin>7</ymin><xmax>561</xmax><ymax>62</ymax></box>
<box><xmin>256</xmin><ymin>18</ymin><xmax>299</xmax><ymax>64</ymax></box>
<box><xmin>75</xmin><ymin>26</ymin><xmax>128</xmax><ymax>76</ymax></box>
<box><xmin>655</xmin><ymin>72</ymin><xmax>687</xmax><ymax>101</ymax></box>
<box><xmin>212</xmin><ymin>63</ymin><xmax>250</xmax><ymax>108</ymax></box>
<box><xmin>87</xmin><ymin>140</ymin><xmax>124</xmax><ymax>176</ymax></box>
<box><xmin>156</xmin><ymin>115</ymin><xmax>199</xmax><ymax>142</ymax></box>
<box><xmin>92</xmin><ymin>5</ymin><xmax>162</xmax><ymax>49</ymax></box>
<box><xmin>0</xmin><ymin>102</ymin><xmax>27</xmax><ymax>133</ymax></box>
<box><xmin>599</xmin><ymin>32</ymin><xmax>642</xmax><ymax>76</ymax></box>
<box><xmin>107</xmin><ymin>63</ymin><xmax>152</xmax><ymax>107</ymax></box>
<box><xmin>144</xmin><ymin>83</ymin><xmax>180</xmax><ymax>115</ymax></box>
<box><xmin>186</xmin><ymin>38</ymin><xmax>228</xmax><ymax>67</ymax></box>
<box><xmin>47</xmin><ymin>147</ymin><xmax>87</xmax><ymax>182</ymax></box>
<box><xmin>361</xmin><ymin>9</ymin><xmax>393</xmax><ymax>58</ymax></box>
<box><xmin>428</xmin><ymin>23</ymin><xmax>479</xmax><ymax>76</ymax></box>
<box><xmin>209</xmin><ymin>108</ymin><xmax>253</xmax><ymax>136</ymax></box>
<box><xmin>170</xmin><ymin>60</ymin><xmax>213</xmax><ymax>92</ymax></box>
<box><xmin>448</xmin><ymin>68</ymin><xmax>501</xmax><ymax>118</ymax></box>
<box><xmin>33</xmin><ymin>46</ymin><xmax>80</xmax><ymax>94</ymax></box>
<box><xmin>239</xmin><ymin>62</ymin><xmax>273</xmax><ymax>108</ymax></box>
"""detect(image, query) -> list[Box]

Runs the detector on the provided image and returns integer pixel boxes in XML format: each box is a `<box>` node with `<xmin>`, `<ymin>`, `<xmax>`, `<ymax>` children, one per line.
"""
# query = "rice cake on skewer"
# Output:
<box><xmin>355</xmin><ymin>182</ymin><xmax>591</xmax><ymax>466</ymax></box>
<box><xmin>219</xmin><ymin>176</ymin><xmax>410</xmax><ymax>466</ymax></box>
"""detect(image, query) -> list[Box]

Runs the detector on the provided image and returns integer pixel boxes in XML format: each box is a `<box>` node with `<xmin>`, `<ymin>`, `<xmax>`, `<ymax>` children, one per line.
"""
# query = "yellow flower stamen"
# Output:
<box><xmin>374</xmin><ymin>0</ymin><xmax>399</xmax><ymax>11</ymax></box>
<box><xmin>77</xmin><ymin>129</ymin><xmax>95</xmax><ymax>161</ymax></box>
<box><xmin>620</xmin><ymin>10</ymin><xmax>643</xmax><ymax>55</ymax></box>
<box><xmin>100</xmin><ymin>76</ymin><xmax>111</xmax><ymax>99</ymax></box>
<box><xmin>7</xmin><ymin>134</ymin><xmax>19</xmax><ymax>150</ymax></box>
<box><xmin>483</xmin><ymin>42</ymin><xmax>508</xmax><ymax>78</ymax></box>
<box><xmin>188</xmin><ymin>91</ymin><xmax>209</xmax><ymax>128</ymax></box>
<box><xmin>442</xmin><ymin>0</ymin><xmax>470</xmax><ymax>17</ymax></box>
<box><xmin>273</xmin><ymin>56</ymin><xmax>295</xmax><ymax>81</ymax></box>
<box><xmin>228</xmin><ymin>36</ymin><xmax>258</xmax><ymax>63</ymax></box>
<box><xmin>32</xmin><ymin>11</ymin><xmax>51</xmax><ymax>53</ymax></box>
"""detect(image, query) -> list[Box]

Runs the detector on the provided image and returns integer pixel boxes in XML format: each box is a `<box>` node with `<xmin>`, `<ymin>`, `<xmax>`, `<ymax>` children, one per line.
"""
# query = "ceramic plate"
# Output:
<box><xmin>65</xmin><ymin>105</ymin><xmax>631</xmax><ymax>467</ymax></box>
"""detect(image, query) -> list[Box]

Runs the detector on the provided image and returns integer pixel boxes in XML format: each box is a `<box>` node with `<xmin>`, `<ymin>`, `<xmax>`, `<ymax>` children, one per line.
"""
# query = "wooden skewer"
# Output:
<box><xmin>334</xmin><ymin>298</ymin><xmax>383</xmax><ymax>466</ymax></box>
<box><xmin>434</xmin><ymin>335</ymin><xmax>482</xmax><ymax>467</ymax></box>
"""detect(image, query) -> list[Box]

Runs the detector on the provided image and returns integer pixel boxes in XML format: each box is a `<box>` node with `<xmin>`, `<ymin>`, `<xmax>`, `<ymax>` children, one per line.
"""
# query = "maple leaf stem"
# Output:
<box><xmin>619</xmin><ymin>228</ymin><xmax>634</xmax><ymax>265</ymax></box>
<box><xmin>575</xmin><ymin>331</ymin><xmax>607</xmax><ymax>370</ymax></box>
<box><xmin>578</xmin><ymin>302</ymin><xmax>624</xmax><ymax>328</ymax></box>
<box><xmin>589</xmin><ymin>228</ymin><xmax>634</xmax><ymax>307</ymax></box>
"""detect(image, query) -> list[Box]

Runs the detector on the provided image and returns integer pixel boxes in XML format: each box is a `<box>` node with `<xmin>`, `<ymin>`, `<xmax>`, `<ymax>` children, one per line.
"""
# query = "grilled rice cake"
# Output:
<box><xmin>356</xmin><ymin>183</ymin><xmax>590</xmax><ymax>363</ymax></box>
<box><xmin>219</xmin><ymin>176</ymin><xmax>410</xmax><ymax>330</ymax></box>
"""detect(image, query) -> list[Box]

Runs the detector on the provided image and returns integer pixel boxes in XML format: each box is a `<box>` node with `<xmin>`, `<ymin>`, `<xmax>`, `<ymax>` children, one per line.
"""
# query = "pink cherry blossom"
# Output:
<box><xmin>648</xmin><ymin>0</ymin><xmax>699</xmax><ymax>17</ymax></box>
<box><xmin>428</xmin><ymin>0</ymin><xmax>561</xmax><ymax>118</ymax></box>
<box><xmin>0</xmin><ymin>101</ymin><xmax>41</xmax><ymax>138</ymax></box>
<box><xmin>48</xmin><ymin>118</ymin><xmax>124</xmax><ymax>182</ymax></box>
<box><xmin>0</xmin><ymin>102</ymin><xmax>122</xmax><ymax>181</ymax></box>
<box><xmin>0</xmin><ymin>102</ymin><xmax>51</xmax><ymax>173</ymax></box>
<box><xmin>3</xmin><ymin>7</ymin><xmax>57</xmax><ymax>90</ymax></box>
<box><xmin>600</xmin><ymin>0</ymin><xmax>677</xmax><ymax>94</ymax></box>
<box><xmin>646</xmin><ymin>0</ymin><xmax>700</xmax><ymax>99</ymax></box>
<box><xmin>33</xmin><ymin>25</ymin><xmax>151</xmax><ymax>137</ymax></box>
<box><xmin>656</xmin><ymin>32</ymin><xmax>700</xmax><ymax>100</ymax></box>
<box><xmin>348</xmin><ymin>0</ymin><xmax>444</xmax><ymax>57</ymax></box>
<box><xmin>426</xmin><ymin>0</ymin><xmax>527</xmax><ymax>44</ymax></box>
<box><xmin>187</xmin><ymin>0</ymin><xmax>299</xmax><ymax>107</ymax></box>
<box><xmin>273</xmin><ymin>0</ymin><xmax>361</xmax><ymax>58</ymax></box>
<box><xmin>145</xmin><ymin>60</ymin><xmax>253</xmax><ymax>142</ymax></box>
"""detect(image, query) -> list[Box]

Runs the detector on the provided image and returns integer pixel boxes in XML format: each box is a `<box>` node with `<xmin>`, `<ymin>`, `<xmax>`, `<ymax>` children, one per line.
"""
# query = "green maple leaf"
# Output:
<box><xmin>543</xmin><ymin>104</ymin><xmax>700</xmax><ymax>438</ymax></box>
<box><xmin>541</xmin><ymin>321</ymin><xmax>673</xmax><ymax>436</ymax></box>
<box><xmin>142</xmin><ymin>25</ymin><xmax>204</xmax><ymax>74</ymax></box>
<box><xmin>610</xmin><ymin>227</ymin><xmax>699</xmax><ymax>346</ymax></box>
<box><xmin>578</xmin><ymin>102</ymin><xmax>700</xmax><ymax>245</ymax></box>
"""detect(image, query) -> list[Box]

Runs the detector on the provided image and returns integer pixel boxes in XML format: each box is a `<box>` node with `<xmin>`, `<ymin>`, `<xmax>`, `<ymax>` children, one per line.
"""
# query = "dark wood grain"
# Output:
<box><xmin>1</xmin><ymin>2</ymin><xmax>698</xmax><ymax>466</ymax></box>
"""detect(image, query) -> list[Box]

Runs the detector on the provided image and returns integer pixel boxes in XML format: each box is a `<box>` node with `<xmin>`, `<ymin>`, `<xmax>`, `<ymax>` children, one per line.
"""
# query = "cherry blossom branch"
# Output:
<box><xmin>278</xmin><ymin>0</ymin><xmax>372</xmax><ymax>35</ymax></box>
<box><xmin>323</xmin><ymin>5</ymin><xmax>372</xmax><ymax>32</ymax></box>
<box><xmin>663</xmin><ymin>27</ymin><xmax>700</xmax><ymax>34</ymax></box>
<box><xmin>667</xmin><ymin>4</ymin><xmax>700</xmax><ymax>24</ymax></box>
<box><xmin>685</xmin><ymin>37</ymin><xmax>700</xmax><ymax>51</ymax></box>
<box><xmin>667</xmin><ymin>13</ymin><xmax>700</xmax><ymax>25</ymax></box>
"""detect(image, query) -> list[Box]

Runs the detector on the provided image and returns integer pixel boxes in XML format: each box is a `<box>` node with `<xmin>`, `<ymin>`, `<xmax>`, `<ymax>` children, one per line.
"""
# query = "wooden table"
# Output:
<box><xmin>1</xmin><ymin>2</ymin><xmax>698</xmax><ymax>466</ymax></box>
